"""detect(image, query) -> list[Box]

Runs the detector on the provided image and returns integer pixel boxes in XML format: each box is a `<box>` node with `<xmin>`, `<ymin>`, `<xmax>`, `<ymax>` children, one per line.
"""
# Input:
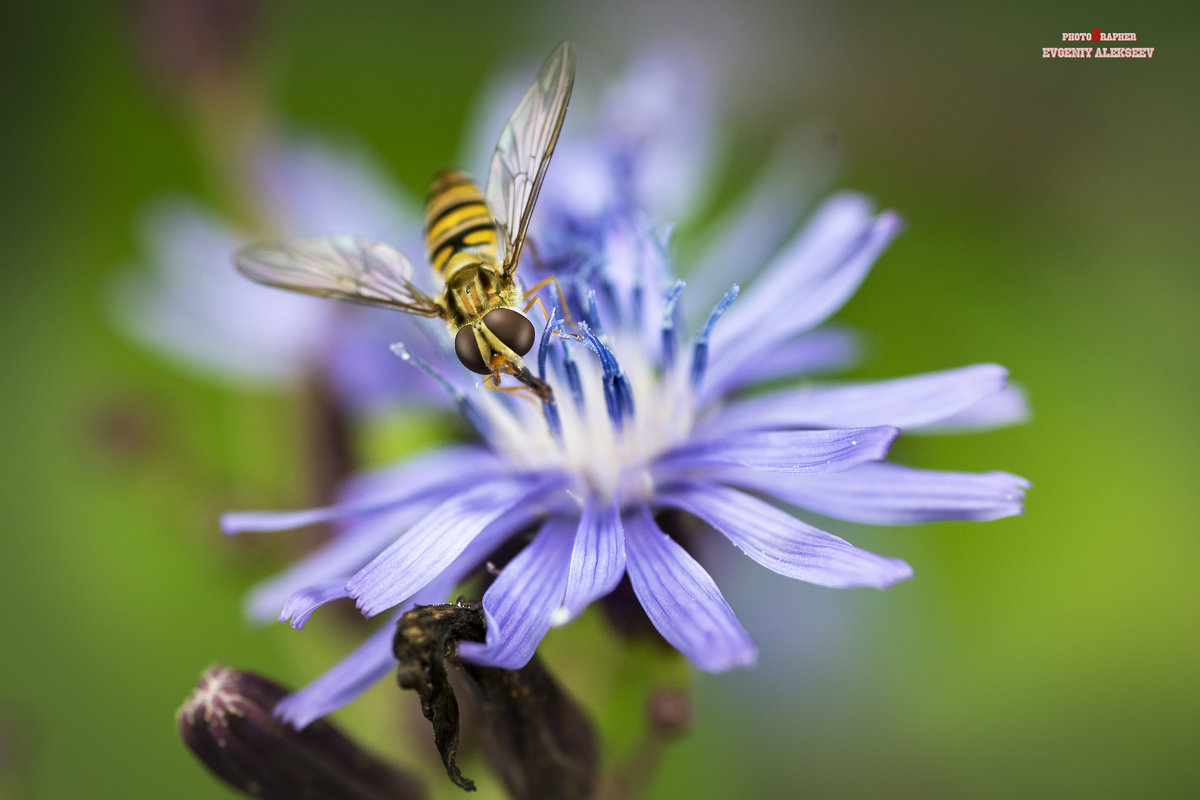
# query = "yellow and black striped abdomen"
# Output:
<box><xmin>423</xmin><ymin>169</ymin><xmax>500</xmax><ymax>276</ymax></box>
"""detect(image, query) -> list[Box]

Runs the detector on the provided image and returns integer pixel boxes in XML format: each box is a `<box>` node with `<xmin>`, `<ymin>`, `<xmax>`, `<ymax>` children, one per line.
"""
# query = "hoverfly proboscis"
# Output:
<box><xmin>235</xmin><ymin>41</ymin><xmax>576</xmax><ymax>401</ymax></box>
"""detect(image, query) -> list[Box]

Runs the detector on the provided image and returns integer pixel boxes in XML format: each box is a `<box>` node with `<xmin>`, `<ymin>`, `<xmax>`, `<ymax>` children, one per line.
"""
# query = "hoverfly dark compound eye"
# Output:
<box><xmin>482</xmin><ymin>308</ymin><xmax>536</xmax><ymax>356</ymax></box>
<box><xmin>454</xmin><ymin>326</ymin><xmax>491</xmax><ymax>374</ymax></box>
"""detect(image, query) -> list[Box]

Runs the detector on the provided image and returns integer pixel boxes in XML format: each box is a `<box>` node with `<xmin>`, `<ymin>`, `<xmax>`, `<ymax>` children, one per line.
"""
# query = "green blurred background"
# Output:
<box><xmin>3</xmin><ymin>1</ymin><xmax>1197</xmax><ymax>798</ymax></box>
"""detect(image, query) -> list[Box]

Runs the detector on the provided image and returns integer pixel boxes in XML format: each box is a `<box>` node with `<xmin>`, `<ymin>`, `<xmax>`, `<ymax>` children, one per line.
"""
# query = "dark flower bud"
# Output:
<box><xmin>601</xmin><ymin>574</ymin><xmax>669</xmax><ymax>644</ymax></box>
<box><xmin>646</xmin><ymin>687</ymin><xmax>692</xmax><ymax>738</ymax></box>
<box><xmin>124</xmin><ymin>0</ymin><xmax>267</xmax><ymax>97</ymax></box>
<box><xmin>177</xmin><ymin>665</ymin><xmax>424</xmax><ymax>800</ymax></box>
<box><xmin>0</xmin><ymin>707</ymin><xmax>29</xmax><ymax>796</ymax></box>
<box><xmin>394</xmin><ymin>604</ymin><xmax>597</xmax><ymax>799</ymax></box>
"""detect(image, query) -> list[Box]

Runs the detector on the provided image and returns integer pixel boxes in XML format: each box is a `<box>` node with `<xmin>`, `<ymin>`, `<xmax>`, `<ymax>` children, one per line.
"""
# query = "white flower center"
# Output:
<box><xmin>478</xmin><ymin>329</ymin><xmax>696</xmax><ymax>504</ymax></box>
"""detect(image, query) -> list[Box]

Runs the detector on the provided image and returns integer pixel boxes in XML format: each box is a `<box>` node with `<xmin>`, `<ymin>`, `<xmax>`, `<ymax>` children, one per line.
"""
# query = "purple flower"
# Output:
<box><xmin>112</xmin><ymin>135</ymin><xmax>446</xmax><ymax>412</ymax></box>
<box><xmin>225</xmin><ymin>176</ymin><xmax>1028</xmax><ymax>727</ymax></box>
<box><xmin>112</xmin><ymin>196</ymin><xmax>333</xmax><ymax>385</ymax></box>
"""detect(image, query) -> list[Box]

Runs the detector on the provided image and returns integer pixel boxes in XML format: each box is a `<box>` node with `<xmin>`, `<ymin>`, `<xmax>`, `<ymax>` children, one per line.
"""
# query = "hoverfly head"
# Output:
<box><xmin>454</xmin><ymin>308</ymin><xmax>536</xmax><ymax>376</ymax></box>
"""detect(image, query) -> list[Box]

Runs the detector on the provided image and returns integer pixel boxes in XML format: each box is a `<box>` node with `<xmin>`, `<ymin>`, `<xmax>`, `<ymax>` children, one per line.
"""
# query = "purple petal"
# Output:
<box><xmin>704</xmin><ymin>364</ymin><xmax>1009</xmax><ymax>435</ymax></box>
<box><xmin>323</xmin><ymin>307</ymin><xmax>458</xmax><ymax>415</ymax></box>
<box><xmin>715</xmin><ymin>462</ymin><xmax>1030</xmax><ymax>524</ymax></box>
<box><xmin>913</xmin><ymin>382</ymin><xmax>1030</xmax><ymax>433</ymax></box>
<box><xmin>224</xmin><ymin>445</ymin><xmax>494</xmax><ymax>534</ymax></box>
<box><xmin>655</xmin><ymin>426</ymin><xmax>897</xmax><ymax>476</ymax></box>
<box><xmin>113</xmin><ymin>198</ymin><xmax>330</xmax><ymax>387</ymax></box>
<box><xmin>280</xmin><ymin>582</ymin><xmax>349</xmax><ymax>629</ymax></box>
<box><xmin>705</xmin><ymin>196</ymin><xmax>901</xmax><ymax>382</ymax></box>
<box><xmin>603</xmin><ymin>52</ymin><xmax>719</xmax><ymax>222</ymax></box>
<box><xmin>335</xmin><ymin>445</ymin><xmax>499</xmax><ymax>507</ymax></box>
<box><xmin>659</xmin><ymin>481</ymin><xmax>913</xmax><ymax>588</ymax></box>
<box><xmin>685</xmin><ymin>130</ymin><xmax>836</xmax><ymax>316</ymax></box>
<box><xmin>274</xmin><ymin>610</ymin><xmax>402</xmax><ymax>730</ymax></box>
<box><xmin>244</xmin><ymin>496</ymin><xmax>450</xmax><ymax>623</ymax></box>
<box><xmin>698</xmin><ymin>326</ymin><xmax>861</xmax><ymax>405</ymax></box>
<box><xmin>348</xmin><ymin>475</ymin><xmax>563</xmax><ymax>617</ymax></box>
<box><xmin>222</xmin><ymin>507</ymin><xmax>357</xmax><ymax>535</ymax></box>
<box><xmin>289</xmin><ymin>500</ymin><xmax>550</xmax><ymax>633</ymax></box>
<box><xmin>562</xmin><ymin>498</ymin><xmax>625</xmax><ymax>620</ymax></box>
<box><xmin>624</xmin><ymin>504</ymin><xmax>757</xmax><ymax>672</ymax></box>
<box><xmin>457</xmin><ymin>516</ymin><xmax>577</xmax><ymax>669</ymax></box>
<box><xmin>534</xmin><ymin>50</ymin><xmax>719</xmax><ymax>229</ymax></box>
<box><xmin>255</xmin><ymin>135</ymin><xmax>417</xmax><ymax>242</ymax></box>
<box><xmin>714</xmin><ymin>192</ymin><xmax>876</xmax><ymax>336</ymax></box>
<box><xmin>276</xmin><ymin>572</ymin><xmax>462</xmax><ymax>729</ymax></box>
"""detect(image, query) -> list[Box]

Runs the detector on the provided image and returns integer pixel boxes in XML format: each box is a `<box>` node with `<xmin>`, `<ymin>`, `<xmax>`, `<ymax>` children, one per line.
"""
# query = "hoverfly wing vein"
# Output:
<box><xmin>235</xmin><ymin>236</ymin><xmax>442</xmax><ymax>317</ymax></box>
<box><xmin>485</xmin><ymin>40</ymin><xmax>575</xmax><ymax>278</ymax></box>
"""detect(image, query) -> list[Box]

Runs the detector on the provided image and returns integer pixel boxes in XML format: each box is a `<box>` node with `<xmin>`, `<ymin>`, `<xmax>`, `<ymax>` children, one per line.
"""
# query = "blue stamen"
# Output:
<box><xmin>390</xmin><ymin>342</ymin><xmax>490</xmax><ymax>435</ymax></box>
<box><xmin>536</xmin><ymin>306</ymin><xmax>560</xmax><ymax>381</ymax></box>
<box><xmin>541</xmin><ymin>395</ymin><xmax>562</xmax><ymax>439</ymax></box>
<box><xmin>576</xmin><ymin>322</ymin><xmax>635</xmax><ymax>431</ymax></box>
<box><xmin>584</xmin><ymin>288</ymin><xmax>605</xmax><ymax>336</ymax></box>
<box><xmin>535</xmin><ymin>308</ymin><xmax>564</xmax><ymax>439</ymax></box>
<box><xmin>615</xmin><ymin>365</ymin><xmax>636</xmax><ymax>420</ymax></box>
<box><xmin>601</xmin><ymin>277</ymin><xmax>622</xmax><ymax>328</ymax></box>
<box><xmin>660</xmin><ymin>280</ymin><xmax>686</xmax><ymax>372</ymax></box>
<box><xmin>566</xmin><ymin>277</ymin><xmax>589</xmax><ymax>322</ymax></box>
<box><xmin>690</xmin><ymin>284</ymin><xmax>740</xmax><ymax>389</ymax></box>
<box><xmin>557</xmin><ymin>338</ymin><xmax>584</xmax><ymax>408</ymax></box>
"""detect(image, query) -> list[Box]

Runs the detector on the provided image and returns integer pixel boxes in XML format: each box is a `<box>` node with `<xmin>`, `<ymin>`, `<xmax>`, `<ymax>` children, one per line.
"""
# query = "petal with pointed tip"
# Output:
<box><xmin>705</xmin><ymin>364</ymin><xmax>1009</xmax><ymax>434</ymax></box>
<box><xmin>624</xmin><ymin>504</ymin><xmax>756</xmax><ymax>672</ymax></box>
<box><xmin>348</xmin><ymin>475</ymin><xmax>562</xmax><ymax>617</ymax></box>
<box><xmin>659</xmin><ymin>481</ymin><xmax>913</xmax><ymax>588</ymax></box>
<box><xmin>562</xmin><ymin>498</ymin><xmax>625</xmax><ymax>620</ymax></box>
<box><xmin>715</xmin><ymin>462</ymin><xmax>1030</xmax><ymax>524</ymax></box>
<box><xmin>656</xmin><ymin>426</ymin><xmax>896</xmax><ymax>476</ymax></box>
<box><xmin>458</xmin><ymin>516</ymin><xmax>577</xmax><ymax>669</ymax></box>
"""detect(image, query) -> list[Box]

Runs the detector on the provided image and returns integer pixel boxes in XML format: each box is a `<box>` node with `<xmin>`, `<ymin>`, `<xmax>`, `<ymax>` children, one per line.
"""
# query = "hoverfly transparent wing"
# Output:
<box><xmin>485</xmin><ymin>40</ymin><xmax>575</xmax><ymax>278</ymax></box>
<box><xmin>235</xmin><ymin>235</ymin><xmax>443</xmax><ymax>317</ymax></box>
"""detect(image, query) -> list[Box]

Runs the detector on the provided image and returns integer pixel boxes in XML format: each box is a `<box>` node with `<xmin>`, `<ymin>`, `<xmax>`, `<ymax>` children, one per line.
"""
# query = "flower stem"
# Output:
<box><xmin>597</xmin><ymin>685</ymin><xmax>693</xmax><ymax>800</ymax></box>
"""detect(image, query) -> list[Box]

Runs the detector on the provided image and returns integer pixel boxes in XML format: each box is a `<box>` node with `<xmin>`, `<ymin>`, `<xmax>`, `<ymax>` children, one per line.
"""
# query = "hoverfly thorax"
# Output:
<box><xmin>234</xmin><ymin>41</ymin><xmax>574</xmax><ymax>401</ymax></box>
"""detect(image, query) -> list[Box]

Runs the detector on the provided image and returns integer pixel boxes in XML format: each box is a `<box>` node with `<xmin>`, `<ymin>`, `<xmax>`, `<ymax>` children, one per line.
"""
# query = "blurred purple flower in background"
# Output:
<box><xmin>112</xmin><ymin>135</ymin><xmax>452</xmax><ymax>414</ymax></box>
<box><xmin>222</xmin><ymin>56</ymin><xmax>1029</xmax><ymax>728</ymax></box>
<box><xmin>114</xmin><ymin>193</ymin><xmax>331</xmax><ymax>386</ymax></box>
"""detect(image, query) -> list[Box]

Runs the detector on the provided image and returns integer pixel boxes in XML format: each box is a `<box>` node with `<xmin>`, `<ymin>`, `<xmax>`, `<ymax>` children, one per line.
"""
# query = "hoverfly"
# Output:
<box><xmin>235</xmin><ymin>41</ymin><xmax>575</xmax><ymax>400</ymax></box>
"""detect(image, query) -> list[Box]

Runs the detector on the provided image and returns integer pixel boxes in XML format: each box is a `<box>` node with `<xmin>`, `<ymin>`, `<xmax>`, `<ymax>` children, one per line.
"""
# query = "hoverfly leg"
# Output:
<box><xmin>484</xmin><ymin>380</ymin><xmax>525</xmax><ymax>395</ymax></box>
<box><xmin>485</xmin><ymin>371</ymin><xmax>529</xmax><ymax>395</ymax></box>
<box><xmin>524</xmin><ymin>293</ymin><xmax>583</xmax><ymax>343</ymax></box>
<box><xmin>526</xmin><ymin>237</ymin><xmax>545</xmax><ymax>270</ymax></box>
<box><xmin>485</xmin><ymin>371</ymin><xmax>550</xmax><ymax>407</ymax></box>
<box><xmin>523</xmin><ymin>274</ymin><xmax>580</xmax><ymax>335</ymax></box>
<box><xmin>525</xmin><ymin>294</ymin><xmax>576</xmax><ymax>339</ymax></box>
